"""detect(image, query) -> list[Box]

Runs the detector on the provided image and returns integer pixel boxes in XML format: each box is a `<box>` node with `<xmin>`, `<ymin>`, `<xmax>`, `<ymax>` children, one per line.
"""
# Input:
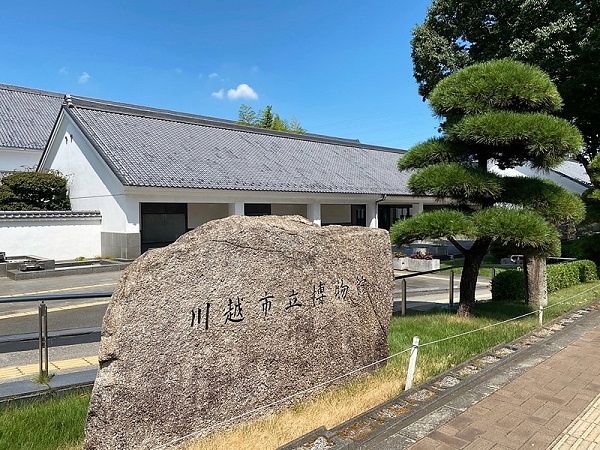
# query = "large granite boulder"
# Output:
<box><xmin>85</xmin><ymin>215</ymin><xmax>394</xmax><ymax>449</ymax></box>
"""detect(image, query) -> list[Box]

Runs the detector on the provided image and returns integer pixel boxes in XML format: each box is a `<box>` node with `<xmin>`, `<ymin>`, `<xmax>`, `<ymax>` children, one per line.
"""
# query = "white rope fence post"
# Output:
<box><xmin>539</xmin><ymin>304</ymin><xmax>544</xmax><ymax>327</ymax></box>
<box><xmin>405</xmin><ymin>336</ymin><xmax>420</xmax><ymax>391</ymax></box>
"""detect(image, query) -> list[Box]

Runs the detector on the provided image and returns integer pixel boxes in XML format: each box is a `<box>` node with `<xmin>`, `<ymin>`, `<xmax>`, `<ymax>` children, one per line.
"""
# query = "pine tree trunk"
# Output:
<box><xmin>457</xmin><ymin>238</ymin><xmax>491</xmax><ymax>317</ymax></box>
<box><xmin>524</xmin><ymin>255</ymin><xmax>548</xmax><ymax>307</ymax></box>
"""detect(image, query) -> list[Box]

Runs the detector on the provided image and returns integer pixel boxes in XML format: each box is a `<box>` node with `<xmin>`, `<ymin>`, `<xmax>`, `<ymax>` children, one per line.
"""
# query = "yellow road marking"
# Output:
<box><xmin>0</xmin><ymin>299</ymin><xmax>110</xmax><ymax>320</ymax></box>
<box><xmin>0</xmin><ymin>282</ymin><xmax>115</xmax><ymax>320</ymax></box>
<box><xmin>1</xmin><ymin>282</ymin><xmax>116</xmax><ymax>299</ymax></box>
<box><xmin>52</xmin><ymin>358</ymin><xmax>95</xmax><ymax>370</ymax></box>
<box><xmin>14</xmin><ymin>363</ymin><xmax>40</xmax><ymax>376</ymax></box>
<box><xmin>0</xmin><ymin>357</ymin><xmax>98</xmax><ymax>381</ymax></box>
<box><xmin>0</xmin><ymin>367</ymin><xmax>23</xmax><ymax>377</ymax></box>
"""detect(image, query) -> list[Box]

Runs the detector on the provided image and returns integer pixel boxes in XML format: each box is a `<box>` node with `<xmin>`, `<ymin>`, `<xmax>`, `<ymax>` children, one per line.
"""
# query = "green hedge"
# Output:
<box><xmin>490</xmin><ymin>270</ymin><xmax>526</xmax><ymax>302</ymax></box>
<box><xmin>562</xmin><ymin>235</ymin><xmax>600</xmax><ymax>267</ymax></box>
<box><xmin>491</xmin><ymin>260</ymin><xmax>598</xmax><ymax>301</ymax></box>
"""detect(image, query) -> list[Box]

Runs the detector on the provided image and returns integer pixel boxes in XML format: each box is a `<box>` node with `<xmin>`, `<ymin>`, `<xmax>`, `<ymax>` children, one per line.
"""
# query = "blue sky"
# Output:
<box><xmin>0</xmin><ymin>1</ymin><xmax>439</xmax><ymax>150</ymax></box>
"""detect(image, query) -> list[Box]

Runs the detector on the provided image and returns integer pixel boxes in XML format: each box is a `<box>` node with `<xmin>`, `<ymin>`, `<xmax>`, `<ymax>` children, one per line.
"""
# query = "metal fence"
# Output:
<box><xmin>0</xmin><ymin>292</ymin><xmax>111</xmax><ymax>380</ymax></box>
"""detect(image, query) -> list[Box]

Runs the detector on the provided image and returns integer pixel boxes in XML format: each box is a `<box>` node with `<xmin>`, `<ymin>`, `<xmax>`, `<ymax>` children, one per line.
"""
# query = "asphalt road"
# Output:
<box><xmin>0</xmin><ymin>303</ymin><xmax>108</xmax><ymax>336</ymax></box>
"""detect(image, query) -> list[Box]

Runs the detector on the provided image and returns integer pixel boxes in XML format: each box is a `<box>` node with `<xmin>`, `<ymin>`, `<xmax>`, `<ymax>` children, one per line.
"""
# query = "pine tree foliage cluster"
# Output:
<box><xmin>391</xmin><ymin>59</ymin><xmax>584</xmax><ymax>316</ymax></box>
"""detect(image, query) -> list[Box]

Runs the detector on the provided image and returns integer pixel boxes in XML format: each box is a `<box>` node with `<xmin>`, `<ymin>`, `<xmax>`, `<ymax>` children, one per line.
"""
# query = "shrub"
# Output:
<box><xmin>578</xmin><ymin>260</ymin><xmax>599</xmax><ymax>282</ymax></box>
<box><xmin>547</xmin><ymin>260</ymin><xmax>598</xmax><ymax>292</ymax></box>
<box><xmin>546</xmin><ymin>262</ymin><xmax>579</xmax><ymax>292</ymax></box>
<box><xmin>491</xmin><ymin>259</ymin><xmax>598</xmax><ymax>301</ymax></box>
<box><xmin>0</xmin><ymin>171</ymin><xmax>70</xmax><ymax>211</ymax></box>
<box><xmin>491</xmin><ymin>270</ymin><xmax>526</xmax><ymax>302</ymax></box>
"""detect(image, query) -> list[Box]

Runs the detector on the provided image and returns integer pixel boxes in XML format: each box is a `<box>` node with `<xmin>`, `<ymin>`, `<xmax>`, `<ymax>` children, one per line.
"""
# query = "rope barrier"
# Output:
<box><xmin>543</xmin><ymin>284</ymin><xmax>600</xmax><ymax>310</ymax></box>
<box><xmin>419</xmin><ymin>309</ymin><xmax>539</xmax><ymax>348</ymax></box>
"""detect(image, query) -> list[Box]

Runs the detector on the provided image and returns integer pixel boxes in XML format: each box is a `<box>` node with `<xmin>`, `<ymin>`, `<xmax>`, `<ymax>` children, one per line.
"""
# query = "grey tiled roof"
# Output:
<box><xmin>65</xmin><ymin>98</ymin><xmax>412</xmax><ymax>195</ymax></box>
<box><xmin>0</xmin><ymin>85</ymin><xmax>63</xmax><ymax>150</ymax></box>
<box><xmin>551</xmin><ymin>160</ymin><xmax>592</xmax><ymax>187</ymax></box>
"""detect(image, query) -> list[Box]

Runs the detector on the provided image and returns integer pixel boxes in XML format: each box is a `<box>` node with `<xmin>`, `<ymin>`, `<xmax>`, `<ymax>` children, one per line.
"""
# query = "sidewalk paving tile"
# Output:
<box><xmin>405</xmin><ymin>327</ymin><xmax>600</xmax><ymax>450</ymax></box>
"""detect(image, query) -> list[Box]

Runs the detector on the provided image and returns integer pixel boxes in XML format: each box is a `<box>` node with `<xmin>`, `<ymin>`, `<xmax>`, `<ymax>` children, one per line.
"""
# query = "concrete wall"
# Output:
<box><xmin>0</xmin><ymin>212</ymin><xmax>101</xmax><ymax>260</ymax></box>
<box><xmin>322</xmin><ymin>204</ymin><xmax>351</xmax><ymax>225</ymax></box>
<box><xmin>188</xmin><ymin>203</ymin><xmax>229</xmax><ymax>228</ymax></box>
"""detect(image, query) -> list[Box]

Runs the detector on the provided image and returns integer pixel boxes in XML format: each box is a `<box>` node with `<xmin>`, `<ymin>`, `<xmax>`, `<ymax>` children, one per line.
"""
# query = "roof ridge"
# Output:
<box><xmin>68</xmin><ymin>96</ymin><xmax>406</xmax><ymax>153</ymax></box>
<box><xmin>0</xmin><ymin>83</ymin><xmax>64</xmax><ymax>99</ymax></box>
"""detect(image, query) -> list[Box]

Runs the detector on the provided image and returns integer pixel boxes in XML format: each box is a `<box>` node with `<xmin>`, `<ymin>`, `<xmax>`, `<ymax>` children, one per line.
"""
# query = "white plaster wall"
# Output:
<box><xmin>40</xmin><ymin>115</ymin><xmax>131</xmax><ymax>233</ymax></box>
<box><xmin>322</xmin><ymin>204</ymin><xmax>351</xmax><ymax>224</ymax></box>
<box><xmin>0</xmin><ymin>148</ymin><xmax>42</xmax><ymax>172</ymax></box>
<box><xmin>188</xmin><ymin>203</ymin><xmax>229</xmax><ymax>228</ymax></box>
<box><xmin>0</xmin><ymin>218</ymin><xmax>101</xmax><ymax>260</ymax></box>
<box><xmin>271</xmin><ymin>204</ymin><xmax>307</xmax><ymax>217</ymax></box>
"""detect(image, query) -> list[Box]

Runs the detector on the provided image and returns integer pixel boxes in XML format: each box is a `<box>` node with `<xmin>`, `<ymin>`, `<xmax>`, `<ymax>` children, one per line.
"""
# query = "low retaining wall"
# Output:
<box><xmin>0</xmin><ymin>211</ymin><xmax>101</xmax><ymax>260</ymax></box>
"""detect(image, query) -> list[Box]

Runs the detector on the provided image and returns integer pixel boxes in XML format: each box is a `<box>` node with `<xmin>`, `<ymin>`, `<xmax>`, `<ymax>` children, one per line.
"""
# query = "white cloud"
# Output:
<box><xmin>209</xmin><ymin>72</ymin><xmax>219</xmax><ymax>79</ymax></box>
<box><xmin>251</xmin><ymin>66</ymin><xmax>259</xmax><ymax>73</ymax></box>
<box><xmin>59</xmin><ymin>67</ymin><xmax>68</xmax><ymax>75</ymax></box>
<box><xmin>211</xmin><ymin>89</ymin><xmax>224</xmax><ymax>99</ymax></box>
<box><xmin>227</xmin><ymin>83</ymin><xmax>258</xmax><ymax>100</ymax></box>
<box><xmin>78</xmin><ymin>72</ymin><xmax>90</xmax><ymax>84</ymax></box>
<box><xmin>174</xmin><ymin>67</ymin><xmax>183</xmax><ymax>74</ymax></box>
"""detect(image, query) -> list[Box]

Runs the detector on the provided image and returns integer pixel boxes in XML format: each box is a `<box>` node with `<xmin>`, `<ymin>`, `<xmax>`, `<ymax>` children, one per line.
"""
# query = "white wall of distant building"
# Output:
<box><xmin>0</xmin><ymin>147</ymin><xmax>42</xmax><ymax>172</ymax></box>
<box><xmin>0</xmin><ymin>212</ymin><xmax>101</xmax><ymax>260</ymax></box>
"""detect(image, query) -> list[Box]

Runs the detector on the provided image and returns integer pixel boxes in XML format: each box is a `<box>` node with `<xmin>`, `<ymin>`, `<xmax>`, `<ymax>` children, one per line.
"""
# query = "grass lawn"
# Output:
<box><xmin>2</xmin><ymin>282</ymin><xmax>599</xmax><ymax>450</ymax></box>
<box><xmin>0</xmin><ymin>391</ymin><xmax>89</xmax><ymax>450</ymax></box>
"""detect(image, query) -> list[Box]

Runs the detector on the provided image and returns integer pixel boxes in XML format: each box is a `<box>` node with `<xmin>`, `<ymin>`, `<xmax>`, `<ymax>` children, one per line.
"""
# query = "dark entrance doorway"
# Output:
<box><xmin>378</xmin><ymin>204</ymin><xmax>412</xmax><ymax>230</ymax></box>
<box><xmin>351</xmin><ymin>204</ymin><xmax>366</xmax><ymax>226</ymax></box>
<box><xmin>244</xmin><ymin>203</ymin><xmax>272</xmax><ymax>216</ymax></box>
<box><xmin>140</xmin><ymin>203</ymin><xmax>187</xmax><ymax>253</ymax></box>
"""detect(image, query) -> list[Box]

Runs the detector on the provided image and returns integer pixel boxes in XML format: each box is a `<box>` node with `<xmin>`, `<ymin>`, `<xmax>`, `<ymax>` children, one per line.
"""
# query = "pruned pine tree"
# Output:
<box><xmin>391</xmin><ymin>59</ymin><xmax>584</xmax><ymax>316</ymax></box>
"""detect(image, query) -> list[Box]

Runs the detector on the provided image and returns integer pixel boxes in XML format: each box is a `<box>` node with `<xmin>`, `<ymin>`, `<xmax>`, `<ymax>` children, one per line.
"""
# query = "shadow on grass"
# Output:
<box><xmin>396</xmin><ymin>301</ymin><xmax>534</xmax><ymax>322</ymax></box>
<box><xmin>475</xmin><ymin>301</ymin><xmax>534</xmax><ymax>321</ymax></box>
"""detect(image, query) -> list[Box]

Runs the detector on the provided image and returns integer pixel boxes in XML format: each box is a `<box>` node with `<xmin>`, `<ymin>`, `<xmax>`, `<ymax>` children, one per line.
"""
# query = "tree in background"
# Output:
<box><xmin>391</xmin><ymin>59</ymin><xmax>584</xmax><ymax>316</ymax></box>
<box><xmin>0</xmin><ymin>171</ymin><xmax>71</xmax><ymax>211</ymax></box>
<box><xmin>237</xmin><ymin>104</ymin><xmax>306</xmax><ymax>134</ymax></box>
<box><xmin>411</xmin><ymin>0</ymin><xmax>599</xmax><ymax>173</ymax></box>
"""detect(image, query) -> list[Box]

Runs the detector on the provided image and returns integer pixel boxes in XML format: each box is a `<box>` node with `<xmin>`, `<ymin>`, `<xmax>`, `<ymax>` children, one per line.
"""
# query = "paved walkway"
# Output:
<box><xmin>381</xmin><ymin>315</ymin><xmax>600</xmax><ymax>450</ymax></box>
